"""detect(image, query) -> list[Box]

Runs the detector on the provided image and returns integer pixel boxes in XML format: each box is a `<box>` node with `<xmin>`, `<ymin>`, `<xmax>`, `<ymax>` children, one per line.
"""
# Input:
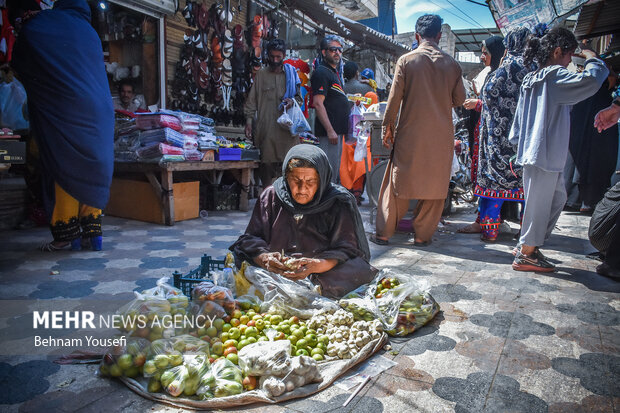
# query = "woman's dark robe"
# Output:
<box><xmin>11</xmin><ymin>0</ymin><xmax>114</xmax><ymax>215</ymax></box>
<box><xmin>569</xmin><ymin>80</ymin><xmax>619</xmax><ymax>207</ymax></box>
<box><xmin>230</xmin><ymin>187</ymin><xmax>376</xmax><ymax>299</ymax></box>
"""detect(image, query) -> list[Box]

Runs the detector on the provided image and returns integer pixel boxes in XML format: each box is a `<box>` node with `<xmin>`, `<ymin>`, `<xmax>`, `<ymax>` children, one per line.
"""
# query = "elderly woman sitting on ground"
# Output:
<box><xmin>230</xmin><ymin>144</ymin><xmax>377</xmax><ymax>299</ymax></box>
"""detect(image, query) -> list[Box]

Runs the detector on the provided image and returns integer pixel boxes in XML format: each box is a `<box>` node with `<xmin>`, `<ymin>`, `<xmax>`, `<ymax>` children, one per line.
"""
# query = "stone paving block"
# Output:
<box><xmin>517</xmin><ymin>367</ymin><xmax>596</xmax><ymax>406</ymax></box>
<box><xmin>279</xmin><ymin>383</ymin><xmax>358</xmax><ymax>412</ymax></box>
<box><xmin>433</xmin><ymin>371</ymin><xmax>548</xmax><ymax>412</ymax></box>
<box><xmin>548</xmin><ymin>394</ymin><xmax>617</xmax><ymax>413</ymax></box>
<box><xmin>367</xmin><ymin>387</ymin><xmax>455</xmax><ymax>413</ymax></box>
<box><xmin>365</xmin><ymin>369</ymin><xmax>434</xmax><ymax>396</ymax></box>
<box><xmin>72</xmin><ymin>387</ymin><xmax>155</xmax><ymax>413</ymax></box>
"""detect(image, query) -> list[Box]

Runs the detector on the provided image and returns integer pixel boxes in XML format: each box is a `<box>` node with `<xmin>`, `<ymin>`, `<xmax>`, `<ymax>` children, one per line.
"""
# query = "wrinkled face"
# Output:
<box><xmin>480</xmin><ymin>46</ymin><xmax>491</xmax><ymax>66</ymax></box>
<box><xmin>120</xmin><ymin>85</ymin><xmax>134</xmax><ymax>105</ymax></box>
<box><xmin>322</xmin><ymin>41</ymin><xmax>343</xmax><ymax>66</ymax></box>
<box><xmin>287</xmin><ymin>167</ymin><xmax>319</xmax><ymax>205</ymax></box>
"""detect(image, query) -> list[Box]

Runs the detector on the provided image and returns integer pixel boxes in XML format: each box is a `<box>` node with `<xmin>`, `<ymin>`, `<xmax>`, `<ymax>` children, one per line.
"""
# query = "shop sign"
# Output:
<box><xmin>489</xmin><ymin>0</ymin><xmax>587</xmax><ymax>34</ymax></box>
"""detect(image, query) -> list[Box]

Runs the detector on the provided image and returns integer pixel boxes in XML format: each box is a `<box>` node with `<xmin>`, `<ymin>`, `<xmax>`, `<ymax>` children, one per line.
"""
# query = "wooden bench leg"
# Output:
<box><xmin>239</xmin><ymin>167</ymin><xmax>250</xmax><ymax>211</ymax></box>
<box><xmin>161</xmin><ymin>169</ymin><xmax>174</xmax><ymax>225</ymax></box>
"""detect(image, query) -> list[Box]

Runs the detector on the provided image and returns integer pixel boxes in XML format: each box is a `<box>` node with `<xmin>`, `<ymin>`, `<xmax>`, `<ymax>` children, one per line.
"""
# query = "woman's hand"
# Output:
<box><xmin>463</xmin><ymin>98</ymin><xmax>480</xmax><ymax>110</ymax></box>
<box><xmin>254</xmin><ymin>252</ymin><xmax>288</xmax><ymax>274</ymax></box>
<box><xmin>282</xmin><ymin>258</ymin><xmax>338</xmax><ymax>280</ymax></box>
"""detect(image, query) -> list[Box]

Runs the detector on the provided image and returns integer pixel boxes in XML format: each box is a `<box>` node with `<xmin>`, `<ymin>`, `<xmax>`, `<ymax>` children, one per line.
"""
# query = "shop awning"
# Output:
<box><xmin>573</xmin><ymin>0</ymin><xmax>620</xmax><ymax>40</ymax></box>
<box><xmin>283</xmin><ymin>0</ymin><xmax>351</xmax><ymax>37</ymax></box>
<box><xmin>281</xmin><ymin>0</ymin><xmax>407</xmax><ymax>56</ymax></box>
<box><xmin>452</xmin><ymin>28</ymin><xmax>502</xmax><ymax>53</ymax></box>
<box><xmin>336</xmin><ymin>15</ymin><xmax>410</xmax><ymax>57</ymax></box>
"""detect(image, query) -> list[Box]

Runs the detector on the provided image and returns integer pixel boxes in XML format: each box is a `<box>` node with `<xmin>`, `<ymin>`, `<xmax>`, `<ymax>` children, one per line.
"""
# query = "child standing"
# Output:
<box><xmin>509</xmin><ymin>27</ymin><xmax>609</xmax><ymax>272</ymax></box>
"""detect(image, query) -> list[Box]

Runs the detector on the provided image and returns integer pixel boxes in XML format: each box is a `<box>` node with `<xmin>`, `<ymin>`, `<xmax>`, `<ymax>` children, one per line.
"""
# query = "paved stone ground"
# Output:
<box><xmin>0</xmin><ymin>200</ymin><xmax>619</xmax><ymax>413</ymax></box>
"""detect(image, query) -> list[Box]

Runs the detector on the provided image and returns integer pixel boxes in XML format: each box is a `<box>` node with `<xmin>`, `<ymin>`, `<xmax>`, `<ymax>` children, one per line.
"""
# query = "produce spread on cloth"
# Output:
<box><xmin>97</xmin><ymin>254</ymin><xmax>440</xmax><ymax>408</ymax></box>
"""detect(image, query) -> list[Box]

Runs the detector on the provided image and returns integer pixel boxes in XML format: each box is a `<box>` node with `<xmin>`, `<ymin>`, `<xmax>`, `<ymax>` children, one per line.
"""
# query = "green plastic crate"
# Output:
<box><xmin>173</xmin><ymin>255</ymin><xmax>226</xmax><ymax>299</ymax></box>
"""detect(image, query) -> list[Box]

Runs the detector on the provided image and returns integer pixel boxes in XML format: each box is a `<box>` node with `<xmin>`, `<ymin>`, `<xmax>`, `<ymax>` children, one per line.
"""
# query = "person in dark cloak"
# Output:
<box><xmin>589</xmin><ymin>181</ymin><xmax>620</xmax><ymax>280</ymax></box>
<box><xmin>230</xmin><ymin>144</ymin><xmax>377</xmax><ymax>299</ymax></box>
<box><xmin>10</xmin><ymin>0</ymin><xmax>114</xmax><ymax>251</ymax></box>
<box><xmin>568</xmin><ymin>67</ymin><xmax>619</xmax><ymax>213</ymax></box>
<box><xmin>458</xmin><ymin>35</ymin><xmax>505</xmax><ymax>234</ymax></box>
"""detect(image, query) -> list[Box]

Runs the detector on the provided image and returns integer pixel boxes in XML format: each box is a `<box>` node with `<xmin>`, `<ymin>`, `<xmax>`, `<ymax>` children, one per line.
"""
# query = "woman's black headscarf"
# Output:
<box><xmin>483</xmin><ymin>35</ymin><xmax>506</xmax><ymax>72</ymax></box>
<box><xmin>273</xmin><ymin>144</ymin><xmax>371</xmax><ymax>260</ymax></box>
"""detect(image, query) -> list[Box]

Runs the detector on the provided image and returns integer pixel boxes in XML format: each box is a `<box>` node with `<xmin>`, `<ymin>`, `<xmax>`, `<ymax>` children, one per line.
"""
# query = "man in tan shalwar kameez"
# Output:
<box><xmin>245</xmin><ymin>39</ymin><xmax>300</xmax><ymax>187</ymax></box>
<box><xmin>372</xmin><ymin>14</ymin><xmax>466</xmax><ymax>245</ymax></box>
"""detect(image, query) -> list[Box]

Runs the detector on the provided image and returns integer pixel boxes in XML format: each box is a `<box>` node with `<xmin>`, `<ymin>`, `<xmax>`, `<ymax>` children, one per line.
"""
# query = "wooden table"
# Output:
<box><xmin>114</xmin><ymin>160</ymin><xmax>258</xmax><ymax>225</ymax></box>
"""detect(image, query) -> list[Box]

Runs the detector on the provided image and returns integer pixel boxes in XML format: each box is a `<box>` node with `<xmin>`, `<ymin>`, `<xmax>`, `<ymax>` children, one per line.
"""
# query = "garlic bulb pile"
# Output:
<box><xmin>307</xmin><ymin>310</ymin><xmax>383</xmax><ymax>360</ymax></box>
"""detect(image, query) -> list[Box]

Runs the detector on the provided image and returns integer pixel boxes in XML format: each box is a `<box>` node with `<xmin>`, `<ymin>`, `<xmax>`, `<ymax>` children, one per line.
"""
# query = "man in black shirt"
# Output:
<box><xmin>311</xmin><ymin>35</ymin><xmax>350</xmax><ymax>183</ymax></box>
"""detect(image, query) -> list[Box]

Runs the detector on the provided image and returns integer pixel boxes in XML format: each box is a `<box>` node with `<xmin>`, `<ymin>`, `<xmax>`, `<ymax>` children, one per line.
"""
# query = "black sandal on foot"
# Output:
<box><xmin>40</xmin><ymin>238</ymin><xmax>82</xmax><ymax>252</ymax></box>
<box><xmin>369</xmin><ymin>235</ymin><xmax>389</xmax><ymax>245</ymax></box>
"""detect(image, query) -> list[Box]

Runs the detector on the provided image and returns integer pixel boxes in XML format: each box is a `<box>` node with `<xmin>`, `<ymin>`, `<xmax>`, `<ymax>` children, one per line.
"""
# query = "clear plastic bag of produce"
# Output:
<box><xmin>142</xmin><ymin>277</ymin><xmax>185</xmax><ymax>300</ymax></box>
<box><xmin>169</xmin><ymin>334</ymin><xmax>211</xmax><ymax>355</ymax></box>
<box><xmin>98</xmin><ymin>337</ymin><xmax>150</xmax><ymax>378</ymax></box>
<box><xmin>117</xmin><ymin>277</ymin><xmax>190</xmax><ymax>339</ymax></box>
<box><xmin>191</xmin><ymin>298</ymin><xmax>228</xmax><ymax>320</ymax></box>
<box><xmin>237</xmin><ymin>332</ymin><xmax>291</xmax><ymax>376</ymax></box>
<box><xmin>116</xmin><ymin>294</ymin><xmax>176</xmax><ymax>341</ymax></box>
<box><xmin>213</xmin><ymin>268</ymin><xmax>237</xmax><ymax>297</ymax></box>
<box><xmin>198</xmin><ymin>358</ymin><xmax>244</xmax><ymax>399</ymax></box>
<box><xmin>143</xmin><ymin>335</ymin><xmax>210</xmax><ymax>380</ymax></box>
<box><xmin>191</xmin><ymin>281</ymin><xmax>237</xmax><ymax>316</ymax></box>
<box><xmin>143</xmin><ymin>339</ymin><xmax>184</xmax><ymax>378</ymax></box>
<box><xmin>258</xmin><ymin>354</ymin><xmax>321</xmax><ymax>397</ymax></box>
<box><xmin>152</xmin><ymin>353</ymin><xmax>211</xmax><ymax>397</ymax></box>
<box><xmin>244</xmin><ymin>267</ymin><xmax>339</xmax><ymax>319</ymax></box>
<box><xmin>339</xmin><ymin>269</ymin><xmax>440</xmax><ymax>337</ymax></box>
<box><xmin>235</xmin><ymin>294</ymin><xmax>262</xmax><ymax>313</ymax></box>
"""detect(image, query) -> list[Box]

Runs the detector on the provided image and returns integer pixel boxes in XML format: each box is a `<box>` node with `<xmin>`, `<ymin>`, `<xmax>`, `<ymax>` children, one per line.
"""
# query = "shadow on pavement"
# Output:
<box><xmin>543</xmin><ymin>268</ymin><xmax>620</xmax><ymax>293</ymax></box>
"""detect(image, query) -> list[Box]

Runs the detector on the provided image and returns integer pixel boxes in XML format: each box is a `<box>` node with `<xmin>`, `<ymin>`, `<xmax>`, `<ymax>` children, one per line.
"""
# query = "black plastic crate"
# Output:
<box><xmin>201</xmin><ymin>183</ymin><xmax>240</xmax><ymax>211</ymax></box>
<box><xmin>173</xmin><ymin>254</ymin><xmax>226</xmax><ymax>299</ymax></box>
<box><xmin>241</xmin><ymin>148</ymin><xmax>260</xmax><ymax>160</ymax></box>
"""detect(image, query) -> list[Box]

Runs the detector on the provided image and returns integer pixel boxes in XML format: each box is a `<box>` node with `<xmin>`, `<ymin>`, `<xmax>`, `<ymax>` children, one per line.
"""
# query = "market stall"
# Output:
<box><xmin>93</xmin><ymin>254</ymin><xmax>440</xmax><ymax>408</ymax></box>
<box><xmin>112</xmin><ymin>159</ymin><xmax>257</xmax><ymax>224</ymax></box>
<box><xmin>109</xmin><ymin>110</ymin><xmax>259</xmax><ymax>223</ymax></box>
<box><xmin>107</xmin><ymin>0</ymin><xmax>328</xmax><ymax>220</ymax></box>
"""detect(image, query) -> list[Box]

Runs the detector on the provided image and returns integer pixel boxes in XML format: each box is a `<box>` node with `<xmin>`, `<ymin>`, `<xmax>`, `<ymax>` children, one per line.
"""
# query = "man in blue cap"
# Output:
<box><xmin>360</xmin><ymin>68</ymin><xmax>377</xmax><ymax>92</ymax></box>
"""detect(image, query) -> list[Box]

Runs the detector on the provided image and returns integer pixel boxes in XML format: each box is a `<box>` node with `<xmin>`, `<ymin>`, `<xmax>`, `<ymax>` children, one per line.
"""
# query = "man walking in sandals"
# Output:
<box><xmin>370</xmin><ymin>14</ymin><xmax>465</xmax><ymax>246</ymax></box>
